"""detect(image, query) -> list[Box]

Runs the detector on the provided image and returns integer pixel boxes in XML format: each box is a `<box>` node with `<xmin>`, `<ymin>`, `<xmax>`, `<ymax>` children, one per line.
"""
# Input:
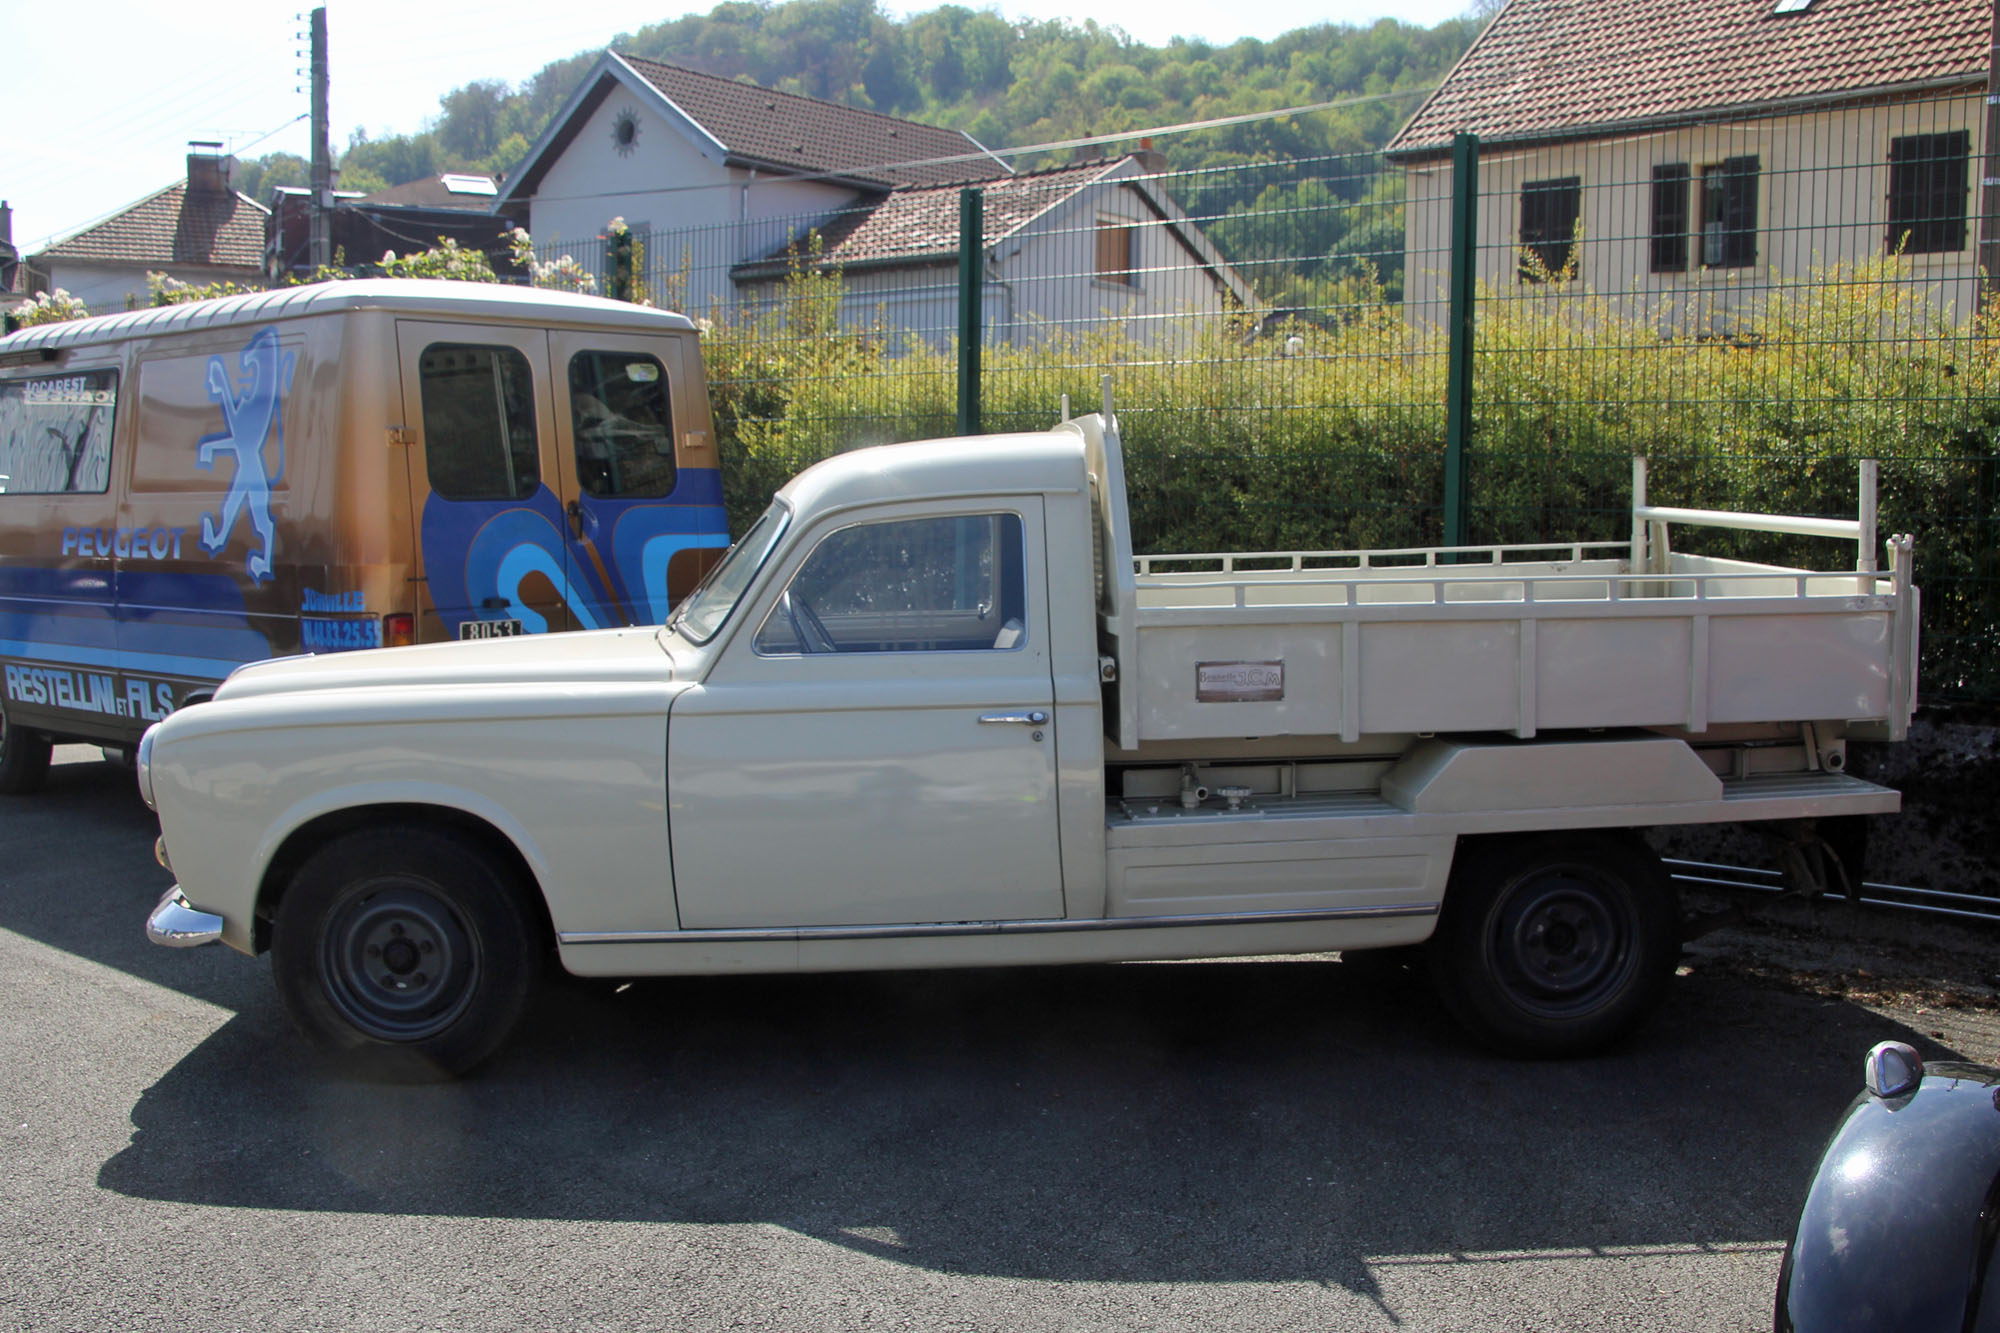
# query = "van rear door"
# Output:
<box><xmin>545</xmin><ymin>331</ymin><xmax>727</xmax><ymax>629</ymax></box>
<box><xmin>396</xmin><ymin>322</ymin><xmax>571</xmax><ymax>641</ymax></box>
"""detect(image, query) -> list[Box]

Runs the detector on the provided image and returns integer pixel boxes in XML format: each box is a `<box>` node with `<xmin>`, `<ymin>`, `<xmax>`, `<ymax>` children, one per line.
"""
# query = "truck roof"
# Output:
<box><xmin>777</xmin><ymin>428</ymin><xmax>1088</xmax><ymax>520</ymax></box>
<box><xmin>0</xmin><ymin>279</ymin><xmax>695</xmax><ymax>356</ymax></box>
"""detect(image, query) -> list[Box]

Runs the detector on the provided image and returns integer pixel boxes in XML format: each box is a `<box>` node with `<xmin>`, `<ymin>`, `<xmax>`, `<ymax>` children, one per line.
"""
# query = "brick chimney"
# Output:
<box><xmin>186</xmin><ymin>141</ymin><xmax>235</xmax><ymax>198</ymax></box>
<box><xmin>0</xmin><ymin>200</ymin><xmax>16</xmax><ymax>292</ymax></box>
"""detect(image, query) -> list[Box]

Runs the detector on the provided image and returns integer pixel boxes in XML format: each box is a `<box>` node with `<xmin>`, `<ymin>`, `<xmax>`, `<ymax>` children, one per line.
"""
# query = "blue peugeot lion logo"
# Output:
<box><xmin>197</xmin><ymin>326</ymin><xmax>295</xmax><ymax>583</ymax></box>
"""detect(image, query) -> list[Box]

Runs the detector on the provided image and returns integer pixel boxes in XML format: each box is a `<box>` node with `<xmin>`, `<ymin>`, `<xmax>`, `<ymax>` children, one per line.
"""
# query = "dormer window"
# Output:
<box><xmin>1095</xmin><ymin>218</ymin><xmax>1136</xmax><ymax>286</ymax></box>
<box><xmin>1772</xmin><ymin>0</ymin><xmax>1814</xmax><ymax>13</ymax></box>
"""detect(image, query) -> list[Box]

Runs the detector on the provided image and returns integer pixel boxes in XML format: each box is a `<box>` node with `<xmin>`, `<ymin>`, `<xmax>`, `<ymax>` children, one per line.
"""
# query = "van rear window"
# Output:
<box><xmin>568</xmin><ymin>350</ymin><xmax>675</xmax><ymax>499</ymax></box>
<box><xmin>0</xmin><ymin>370</ymin><xmax>117</xmax><ymax>495</ymax></box>
<box><xmin>418</xmin><ymin>344</ymin><xmax>539</xmax><ymax>500</ymax></box>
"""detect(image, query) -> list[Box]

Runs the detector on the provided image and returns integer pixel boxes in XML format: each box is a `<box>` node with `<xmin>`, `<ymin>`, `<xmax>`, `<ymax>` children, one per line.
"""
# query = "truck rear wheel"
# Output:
<box><xmin>271</xmin><ymin>825</ymin><xmax>541</xmax><ymax>1080</ymax></box>
<box><xmin>0</xmin><ymin>702</ymin><xmax>52</xmax><ymax>795</ymax></box>
<box><xmin>1428</xmin><ymin>832</ymin><xmax>1678</xmax><ymax>1057</ymax></box>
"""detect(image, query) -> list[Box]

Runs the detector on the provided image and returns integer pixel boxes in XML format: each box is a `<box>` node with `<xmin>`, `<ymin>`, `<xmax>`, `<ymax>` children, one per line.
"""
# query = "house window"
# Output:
<box><xmin>1518</xmin><ymin>177</ymin><xmax>1580</xmax><ymax>282</ymax></box>
<box><xmin>1888</xmin><ymin>131</ymin><xmax>1969</xmax><ymax>254</ymax></box>
<box><xmin>1650</xmin><ymin>164</ymin><xmax>1691</xmax><ymax>273</ymax></box>
<box><xmin>1095</xmin><ymin>218</ymin><xmax>1136</xmax><ymax>286</ymax></box>
<box><xmin>1700</xmin><ymin>157</ymin><xmax>1759</xmax><ymax>269</ymax></box>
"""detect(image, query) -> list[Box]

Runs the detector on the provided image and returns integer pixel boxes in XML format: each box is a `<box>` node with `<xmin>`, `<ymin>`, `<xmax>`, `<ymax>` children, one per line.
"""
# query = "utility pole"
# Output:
<box><xmin>309</xmin><ymin>6</ymin><xmax>332</xmax><ymax>270</ymax></box>
<box><xmin>1980</xmin><ymin>0</ymin><xmax>2000</xmax><ymax>311</ymax></box>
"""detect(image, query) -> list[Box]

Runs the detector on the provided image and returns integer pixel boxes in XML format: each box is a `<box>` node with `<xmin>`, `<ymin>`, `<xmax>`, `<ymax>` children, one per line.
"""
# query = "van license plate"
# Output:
<box><xmin>459</xmin><ymin>619</ymin><xmax>523</xmax><ymax>640</ymax></box>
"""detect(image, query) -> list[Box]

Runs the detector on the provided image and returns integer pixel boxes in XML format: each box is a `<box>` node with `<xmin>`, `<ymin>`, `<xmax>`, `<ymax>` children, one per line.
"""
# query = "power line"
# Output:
<box><xmin>17</xmin><ymin>112</ymin><xmax>311</xmax><ymax>254</ymax></box>
<box><xmin>0</xmin><ymin>81</ymin><xmax>293</xmax><ymax>199</ymax></box>
<box><xmin>518</xmin><ymin>84</ymin><xmax>1437</xmax><ymax>209</ymax></box>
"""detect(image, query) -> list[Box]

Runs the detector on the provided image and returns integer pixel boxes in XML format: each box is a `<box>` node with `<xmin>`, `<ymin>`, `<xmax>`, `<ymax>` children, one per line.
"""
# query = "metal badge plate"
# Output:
<box><xmin>1195</xmin><ymin>661</ymin><xmax>1284</xmax><ymax>702</ymax></box>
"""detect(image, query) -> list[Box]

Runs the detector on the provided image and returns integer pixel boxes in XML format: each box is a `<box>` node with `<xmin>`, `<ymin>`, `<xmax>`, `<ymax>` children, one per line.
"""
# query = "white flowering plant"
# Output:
<box><xmin>507</xmin><ymin>227</ymin><xmax>598</xmax><ymax>294</ymax></box>
<box><xmin>7</xmin><ymin>288</ymin><xmax>91</xmax><ymax>328</ymax></box>
<box><xmin>376</xmin><ymin>237</ymin><xmax>499</xmax><ymax>282</ymax></box>
<box><xmin>146</xmin><ymin>272</ymin><xmax>259</xmax><ymax>306</ymax></box>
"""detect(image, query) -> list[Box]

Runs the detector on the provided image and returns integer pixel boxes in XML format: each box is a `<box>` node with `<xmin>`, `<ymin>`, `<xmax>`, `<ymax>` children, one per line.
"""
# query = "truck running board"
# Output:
<box><xmin>558</xmin><ymin>900</ymin><xmax>1438</xmax><ymax>946</ymax></box>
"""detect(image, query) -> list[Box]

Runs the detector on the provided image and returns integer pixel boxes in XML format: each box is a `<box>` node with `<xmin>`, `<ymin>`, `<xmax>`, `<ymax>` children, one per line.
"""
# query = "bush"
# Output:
<box><xmin>695</xmin><ymin>256</ymin><xmax>2000</xmax><ymax>701</ymax></box>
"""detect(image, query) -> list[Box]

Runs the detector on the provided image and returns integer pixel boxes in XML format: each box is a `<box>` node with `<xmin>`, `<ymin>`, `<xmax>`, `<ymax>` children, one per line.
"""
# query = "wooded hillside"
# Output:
<box><xmin>235</xmin><ymin>1</ymin><xmax>1479</xmax><ymax>201</ymax></box>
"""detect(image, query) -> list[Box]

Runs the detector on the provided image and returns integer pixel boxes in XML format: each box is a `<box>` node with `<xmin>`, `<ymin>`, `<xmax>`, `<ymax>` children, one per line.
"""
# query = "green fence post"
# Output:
<box><xmin>957</xmin><ymin>187</ymin><xmax>984</xmax><ymax>437</ymax></box>
<box><xmin>1442</xmin><ymin>132</ymin><xmax>1478</xmax><ymax>552</ymax></box>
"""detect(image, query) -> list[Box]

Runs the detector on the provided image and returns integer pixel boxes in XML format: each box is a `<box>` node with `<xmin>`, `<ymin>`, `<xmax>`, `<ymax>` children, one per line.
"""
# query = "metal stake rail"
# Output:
<box><xmin>1631</xmin><ymin>456</ymin><xmax>1880</xmax><ymax>574</ymax></box>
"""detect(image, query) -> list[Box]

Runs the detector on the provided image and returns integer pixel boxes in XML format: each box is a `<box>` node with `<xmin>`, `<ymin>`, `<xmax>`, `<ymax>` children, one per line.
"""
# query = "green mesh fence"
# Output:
<box><xmin>537</xmin><ymin>90</ymin><xmax>2000</xmax><ymax>701</ymax></box>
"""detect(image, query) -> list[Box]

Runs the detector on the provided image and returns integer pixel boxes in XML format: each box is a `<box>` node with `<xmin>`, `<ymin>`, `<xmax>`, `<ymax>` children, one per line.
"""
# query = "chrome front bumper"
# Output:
<box><xmin>146</xmin><ymin>886</ymin><xmax>224</xmax><ymax>948</ymax></box>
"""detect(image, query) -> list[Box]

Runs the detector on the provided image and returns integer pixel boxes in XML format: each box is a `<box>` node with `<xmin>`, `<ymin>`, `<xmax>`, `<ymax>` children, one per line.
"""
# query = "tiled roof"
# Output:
<box><xmin>733</xmin><ymin>161</ymin><xmax>1123</xmax><ymax>276</ymax></box>
<box><xmin>619</xmin><ymin>54</ymin><xmax>1010</xmax><ymax>187</ymax></box>
<box><xmin>1388</xmin><ymin>0</ymin><xmax>1991</xmax><ymax>157</ymax></box>
<box><xmin>34</xmin><ymin>181</ymin><xmax>267</xmax><ymax>269</ymax></box>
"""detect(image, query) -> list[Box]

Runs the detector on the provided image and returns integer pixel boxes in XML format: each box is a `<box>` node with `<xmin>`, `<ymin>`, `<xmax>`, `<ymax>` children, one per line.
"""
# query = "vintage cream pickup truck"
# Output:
<box><xmin>139</xmin><ymin>393</ymin><xmax>1918</xmax><ymax>1077</ymax></box>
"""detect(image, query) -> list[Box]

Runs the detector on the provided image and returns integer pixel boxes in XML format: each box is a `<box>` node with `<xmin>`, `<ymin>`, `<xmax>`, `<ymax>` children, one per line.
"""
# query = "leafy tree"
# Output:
<box><xmin>234</xmin><ymin>153</ymin><xmax>311</xmax><ymax>203</ymax></box>
<box><xmin>437</xmin><ymin>80</ymin><xmax>510</xmax><ymax>161</ymax></box>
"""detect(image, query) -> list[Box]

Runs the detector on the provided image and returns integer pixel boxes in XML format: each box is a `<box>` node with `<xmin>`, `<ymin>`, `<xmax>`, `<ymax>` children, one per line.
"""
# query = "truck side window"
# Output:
<box><xmin>0</xmin><ymin>370</ymin><xmax>117</xmax><ymax>495</ymax></box>
<box><xmin>418</xmin><ymin>344</ymin><xmax>539</xmax><ymax>500</ymax></box>
<box><xmin>755</xmin><ymin>512</ymin><xmax>1026</xmax><ymax>655</ymax></box>
<box><xmin>568</xmin><ymin>351</ymin><xmax>676</xmax><ymax>498</ymax></box>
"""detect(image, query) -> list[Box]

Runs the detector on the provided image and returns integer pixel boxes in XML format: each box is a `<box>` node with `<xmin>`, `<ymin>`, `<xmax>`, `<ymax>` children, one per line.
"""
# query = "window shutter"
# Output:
<box><xmin>1651</xmin><ymin>164</ymin><xmax>1690</xmax><ymax>273</ymax></box>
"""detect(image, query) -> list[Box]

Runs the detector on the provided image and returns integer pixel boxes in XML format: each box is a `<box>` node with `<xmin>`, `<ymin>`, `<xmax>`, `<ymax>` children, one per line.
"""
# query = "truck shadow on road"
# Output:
<box><xmin>95</xmin><ymin>948</ymin><xmax>1938</xmax><ymax>1294</ymax></box>
<box><xmin>6</xmin><ymin>753</ymin><xmax>1936</xmax><ymax>1293</ymax></box>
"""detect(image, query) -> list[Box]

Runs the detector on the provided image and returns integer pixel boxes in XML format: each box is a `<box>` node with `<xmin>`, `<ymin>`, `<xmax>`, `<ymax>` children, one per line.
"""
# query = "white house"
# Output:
<box><xmin>496</xmin><ymin>53</ymin><xmax>1255</xmax><ymax>339</ymax></box>
<box><xmin>1386</xmin><ymin>0</ymin><xmax>1991</xmax><ymax>331</ymax></box>
<box><xmin>0</xmin><ymin>202</ymin><xmax>25</xmax><ymax>317</ymax></box>
<box><xmin>495</xmin><ymin>53</ymin><xmax>1010</xmax><ymax>311</ymax></box>
<box><xmin>23</xmin><ymin>145</ymin><xmax>267</xmax><ymax>314</ymax></box>
<box><xmin>731</xmin><ymin>155</ymin><xmax>1258</xmax><ymax>348</ymax></box>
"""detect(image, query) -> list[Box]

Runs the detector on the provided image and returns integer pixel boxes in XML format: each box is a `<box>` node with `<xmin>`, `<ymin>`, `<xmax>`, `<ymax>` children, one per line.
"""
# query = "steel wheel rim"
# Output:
<box><xmin>319</xmin><ymin>880</ymin><xmax>479</xmax><ymax>1041</ymax></box>
<box><xmin>1486</xmin><ymin>864</ymin><xmax>1637</xmax><ymax>1019</ymax></box>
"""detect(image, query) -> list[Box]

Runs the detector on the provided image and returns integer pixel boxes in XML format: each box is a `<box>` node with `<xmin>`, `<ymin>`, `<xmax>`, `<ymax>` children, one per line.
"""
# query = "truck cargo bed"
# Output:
<box><xmin>1084</xmin><ymin>422</ymin><xmax>1916</xmax><ymax>750</ymax></box>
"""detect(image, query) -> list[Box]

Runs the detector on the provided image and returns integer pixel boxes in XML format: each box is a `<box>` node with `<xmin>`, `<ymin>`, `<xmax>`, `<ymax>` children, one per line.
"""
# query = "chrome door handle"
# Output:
<box><xmin>978</xmin><ymin>710</ymin><xmax>1048</xmax><ymax>725</ymax></box>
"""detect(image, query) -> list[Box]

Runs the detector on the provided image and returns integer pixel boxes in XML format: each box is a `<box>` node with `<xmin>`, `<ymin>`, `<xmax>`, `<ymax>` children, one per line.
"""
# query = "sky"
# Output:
<box><xmin>0</xmin><ymin>0</ymin><xmax>1473</xmax><ymax>257</ymax></box>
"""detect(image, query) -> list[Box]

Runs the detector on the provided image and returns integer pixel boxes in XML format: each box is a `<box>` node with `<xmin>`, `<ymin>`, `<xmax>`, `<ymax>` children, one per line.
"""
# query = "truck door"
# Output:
<box><xmin>667</xmin><ymin>499</ymin><xmax>1065</xmax><ymax>928</ymax></box>
<box><xmin>396</xmin><ymin>323</ymin><xmax>570</xmax><ymax>641</ymax></box>
<box><xmin>546</xmin><ymin>332</ymin><xmax>728</xmax><ymax>628</ymax></box>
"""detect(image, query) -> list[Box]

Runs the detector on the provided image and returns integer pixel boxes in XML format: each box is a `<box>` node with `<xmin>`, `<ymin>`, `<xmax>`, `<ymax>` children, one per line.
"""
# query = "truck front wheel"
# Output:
<box><xmin>0</xmin><ymin>702</ymin><xmax>52</xmax><ymax>795</ymax></box>
<box><xmin>1428</xmin><ymin>832</ymin><xmax>1678</xmax><ymax>1057</ymax></box>
<box><xmin>271</xmin><ymin>826</ymin><xmax>542</xmax><ymax>1080</ymax></box>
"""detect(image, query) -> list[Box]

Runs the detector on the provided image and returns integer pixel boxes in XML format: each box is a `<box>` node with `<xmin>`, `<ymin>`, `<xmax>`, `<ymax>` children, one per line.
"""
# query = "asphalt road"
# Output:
<box><xmin>0</xmin><ymin>746</ymin><xmax>1966</xmax><ymax>1332</ymax></box>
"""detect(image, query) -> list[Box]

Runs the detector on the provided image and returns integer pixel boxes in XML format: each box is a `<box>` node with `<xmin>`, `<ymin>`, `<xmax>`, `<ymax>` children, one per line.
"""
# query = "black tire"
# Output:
<box><xmin>0</xmin><ymin>701</ymin><xmax>52</xmax><ymax>795</ymax></box>
<box><xmin>271</xmin><ymin>825</ymin><xmax>542</xmax><ymax>1081</ymax></box>
<box><xmin>1427</xmin><ymin>832</ymin><xmax>1679</xmax><ymax>1057</ymax></box>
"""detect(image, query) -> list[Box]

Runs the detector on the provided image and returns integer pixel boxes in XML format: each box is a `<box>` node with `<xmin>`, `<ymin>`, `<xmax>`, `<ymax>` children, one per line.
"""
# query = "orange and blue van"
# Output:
<box><xmin>0</xmin><ymin>279</ymin><xmax>728</xmax><ymax>791</ymax></box>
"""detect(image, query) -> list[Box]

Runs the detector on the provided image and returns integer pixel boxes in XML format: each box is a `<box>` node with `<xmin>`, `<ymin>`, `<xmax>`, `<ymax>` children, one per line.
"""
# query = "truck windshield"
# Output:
<box><xmin>668</xmin><ymin>502</ymin><xmax>789</xmax><ymax>643</ymax></box>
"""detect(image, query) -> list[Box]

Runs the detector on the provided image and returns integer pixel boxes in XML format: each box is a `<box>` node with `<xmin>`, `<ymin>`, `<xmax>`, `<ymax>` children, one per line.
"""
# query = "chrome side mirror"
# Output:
<box><xmin>1864</xmin><ymin>1040</ymin><xmax>1923</xmax><ymax>1099</ymax></box>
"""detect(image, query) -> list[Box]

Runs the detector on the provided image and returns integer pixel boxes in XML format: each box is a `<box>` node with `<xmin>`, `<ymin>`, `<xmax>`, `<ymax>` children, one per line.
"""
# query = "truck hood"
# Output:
<box><xmin>212</xmin><ymin>627</ymin><xmax>676</xmax><ymax>702</ymax></box>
